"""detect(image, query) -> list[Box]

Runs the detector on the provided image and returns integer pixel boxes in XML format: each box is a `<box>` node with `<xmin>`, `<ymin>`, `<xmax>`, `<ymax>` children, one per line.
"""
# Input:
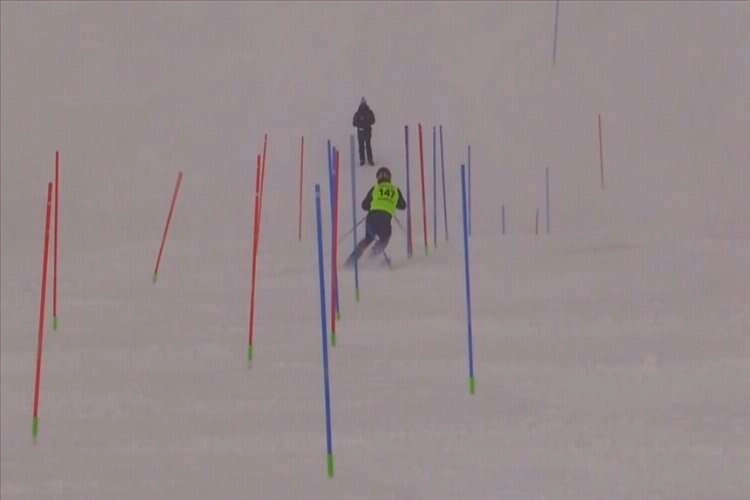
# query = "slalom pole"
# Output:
<box><xmin>535</xmin><ymin>208</ymin><xmax>540</xmax><ymax>236</ymax></box>
<box><xmin>248</xmin><ymin>134</ymin><xmax>270</xmax><ymax>361</ymax></box>
<box><xmin>404</xmin><ymin>125</ymin><xmax>413</xmax><ymax>257</ymax></box>
<box><xmin>256</xmin><ymin>133</ymin><xmax>268</xmax><ymax>242</ymax></box>
<box><xmin>440</xmin><ymin>125</ymin><xmax>449</xmax><ymax>241</ymax></box>
<box><xmin>327</xmin><ymin>140</ymin><xmax>334</xmax><ymax>230</ymax></box>
<box><xmin>33</xmin><ymin>182</ymin><xmax>53</xmax><ymax>439</ymax></box>
<box><xmin>432</xmin><ymin>126</ymin><xmax>437</xmax><ymax>249</ymax></box>
<box><xmin>461</xmin><ymin>164</ymin><xmax>476</xmax><ymax>394</ymax></box>
<box><xmin>298</xmin><ymin>136</ymin><xmax>304</xmax><ymax>241</ymax></box>
<box><xmin>314</xmin><ymin>184</ymin><xmax>336</xmax><ymax>478</ymax></box>
<box><xmin>545</xmin><ymin>167</ymin><xmax>550</xmax><ymax>234</ymax></box>
<box><xmin>350</xmin><ymin>134</ymin><xmax>360</xmax><ymax>301</ymax></box>
<box><xmin>501</xmin><ymin>204</ymin><xmax>506</xmax><ymax>235</ymax></box>
<box><xmin>247</xmin><ymin>155</ymin><xmax>262</xmax><ymax>363</ymax></box>
<box><xmin>326</xmin><ymin>141</ymin><xmax>340</xmax><ymax>324</ymax></box>
<box><xmin>53</xmin><ymin>151</ymin><xmax>60</xmax><ymax>330</ymax></box>
<box><xmin>261</xmin><ymin>133</ymin><xmax>268</xmax><ymax>190</ymax></box>
<box><xmin>552</xmin><ymin>0</ymin><xmax>560</xmax><ymax>67</ymax></box>
<box><xmin>335</xmin><ymin>148</ymin><xmax>341</xmax><ymax>319</ymax></box>
<box><xmin>460</xmin><ymin>165</ymin><xmax>476</xmax><ymax>395</ymax></box>
<box><xmin>467</xmin><ymin>144</ymin><xmax>472</xmax><ymax>237</ymax></box>
<box><xmin>259</xmin><ymin>135</ymin><xmax>269</xmax><ymax>237</ymax></box>
<box><xmin>153</xmin><ymin>171</ymin><xmax>183</xmax><ymax>283</ymax></box>
<box><xmin>597</xmin><ymin>113</ymin><xmax>604</xmax><ymax>189</ymax></box>
<box><xmin>418</xmin><ymin>123</ymin><xmax>429</xmax><ymax>255</ymax></box>
<box><xmin>331</xmin><ymin>148</ymin><xmax>341</xmax><ymax>338</ymax></box>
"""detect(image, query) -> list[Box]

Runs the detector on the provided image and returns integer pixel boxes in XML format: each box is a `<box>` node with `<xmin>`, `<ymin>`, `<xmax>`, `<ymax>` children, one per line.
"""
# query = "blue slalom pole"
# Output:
<box><xmin>552</xmin><ymin>0</ymin><xmax>560</xmax><ymax>67</ymax></box>
<box><xmin>440</xmin><ymin>125</ymin><xmax>449</xmax><ymax>241</ymax></box>
<box><xmin>432</xmin><ymin>126</ymin><xmax>438</xmax><ymax>249</ymax></box>
<box><xmin>467</xmin><ymin>145</ymin><xmax>472</xmax><ymax>237</ymax></box>
<box><xmin>404</xmin><ymin>125</ymin><xmax>413</xmax><ymax>258</ymax></box>
<box><xmin>314</xmin><ymin>184</ymin><xmax>335</xmax><ymax>478</ymax></box>
<box><xmin>460</xmin><ymin>164</ymin><xmax>475</xmax><ymax>395</ymax></box>
<box><xmin>334</xmin><ymin>147</ymin><xmax>341</xmax><ymax>319</ymax></box>
<box><xmin>545</xmin><ymin>167</ymin><xmax>550</xmax><ymax>234</ymax></box>
<box><xmin>349</xmin><ymin>134</ymin><xmax>360</xmax><ymax>301</ymax></box>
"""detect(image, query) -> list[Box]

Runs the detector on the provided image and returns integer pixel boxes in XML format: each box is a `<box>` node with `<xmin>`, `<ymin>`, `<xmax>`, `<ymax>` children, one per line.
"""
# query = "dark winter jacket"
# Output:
<box><xmin>361</xmin><ymin>181</ymin><xmax>407</xmax><ymax>213</ymax></box>
<box><xmin>352</xmin><ymin>103</ymin><xmax>375</xmax><ymax>131</ymax></box>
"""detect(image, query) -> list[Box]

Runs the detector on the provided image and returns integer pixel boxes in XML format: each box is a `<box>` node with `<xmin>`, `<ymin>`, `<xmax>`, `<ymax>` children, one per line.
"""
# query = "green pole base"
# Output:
<box><xmin>32</xmin><ymin>416</ymin><xmax>39</xmax><ymax>439</ymax></box>
<box><xmin>327</xmin><ymin>453</ymin><xmax>335</xmax><ymax>478</ymax></box>
<box><xmin>152</xmin><ymin>272</ymin><xmax>158</xmax><ymax>283</ymax></box>
<box><xmin>469</xmin><ymin>377</ymin><xmax>476</xmax><ymax>395</ymax></box>
<box><xmin>355</xmin><ymin>289</ymin><xmax>360</xmax><ymax>302</ymax></box>
<box><xmin>52</xmin><ymin>316</ymin><xmax>58</xmax><ymax>331</ymax></box>
<box><xmin>331</xmin><ymin>333</ymin><xmax>336</xmax><ymax>347</ymax></box>
<box><xmin>247</xmin><ymin>344</ymin><xmax>254</xmax><ymax>364</ymax></box>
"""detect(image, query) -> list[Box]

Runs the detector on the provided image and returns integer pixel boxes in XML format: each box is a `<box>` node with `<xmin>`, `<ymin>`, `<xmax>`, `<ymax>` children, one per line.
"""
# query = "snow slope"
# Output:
<box><xmin>2</xmin><ymin>2</ymin><xmax>748</xmax><ymax>499</ymax></box>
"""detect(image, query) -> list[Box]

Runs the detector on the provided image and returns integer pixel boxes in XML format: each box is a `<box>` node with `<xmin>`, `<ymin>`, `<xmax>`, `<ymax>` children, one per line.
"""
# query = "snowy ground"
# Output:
<box><xmin>2</xmin><ymin>2</ymin><xmax>749</xmax><ymax>499</ymax></box>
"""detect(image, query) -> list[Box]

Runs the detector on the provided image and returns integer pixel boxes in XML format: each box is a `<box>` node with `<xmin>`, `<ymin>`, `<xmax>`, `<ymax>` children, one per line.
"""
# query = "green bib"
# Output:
<box><xmin>370</xmin><ymin>182</ymin><xmax>400</xmax><ymax>215</ymax></box>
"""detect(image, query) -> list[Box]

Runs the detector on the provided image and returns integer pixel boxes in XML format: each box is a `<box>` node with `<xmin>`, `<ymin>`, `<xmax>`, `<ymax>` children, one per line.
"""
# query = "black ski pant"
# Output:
<box><xmin>352</xmin><ymin>211</ymin><xmax>391</xmax><ymax>257</ymax></box>
<box><xmin>357</xmin><ymin>127</ymin><xmax>373</xmax><ymax>165</ymax></box>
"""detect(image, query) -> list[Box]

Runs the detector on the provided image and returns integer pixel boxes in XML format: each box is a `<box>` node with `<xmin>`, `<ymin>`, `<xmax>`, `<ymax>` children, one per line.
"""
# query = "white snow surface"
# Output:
<box><xmin>2</xmin><ymin>2</ymin><xmax>749</xmax><ymax>499</ymax></box>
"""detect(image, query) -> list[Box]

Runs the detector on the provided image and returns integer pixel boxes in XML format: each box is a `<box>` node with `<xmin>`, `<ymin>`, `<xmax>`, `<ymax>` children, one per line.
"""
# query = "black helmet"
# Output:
<box><xmin>376</xmin><ymin>167</ymin><xmax>391</xmax><ymax>182</ymax></box>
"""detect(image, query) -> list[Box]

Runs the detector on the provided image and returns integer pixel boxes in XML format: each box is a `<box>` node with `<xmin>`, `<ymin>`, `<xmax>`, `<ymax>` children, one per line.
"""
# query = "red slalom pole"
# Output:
<box><xmin>258</xmin><ymin>133</ymin><xmax>269</xmax><ymax>239</ymax></box>
<box><xmin>261</xmin><ymin>133</ymin><xmax>268</xmax><ymax>200</ymax></box>
<box><xmin>262</xmin><ymin>133</ymin><xmax>268</xmax><ymax>170</ymax></box>
<box><xmin>33</xmin><ymin>182</ymin><xmax>53</xmax><ymax>440</ymax></box>
<box><xmin>330</xmin><ymin>148</ymin><xmax>341</xmax><ymax>346</ymax></box>
<box><xmin>153</xmin><ymin>171</ymin><xmax>183</xmax><ymax>283</ymax></box>
<box><xmin>298</xmin><ymin>136</ymin><xmax>305</xmax><ymax>241</ymax></box>
<box><xmin>597</xmin><ymin>113</ymin><xmax>604</xmax><ymax>189</ymax></box>
<box><xmin>53</xmin><ymin>151</ymin><xmax>60</xmax><ymax>330</ymax></box>
<box><xmin>253</xmin><ymin>155</ymin><xmax>262</xmax><ymax>253</ymax></box>
<box><xmin>248</xmin><ymin>154</ymin><xmax>262</xmax><ymax>363</ymax></box>
<box><xmin>418</xmin><ymin>123</ymin><xmax>429</xmax><ymax>255</ymax></box>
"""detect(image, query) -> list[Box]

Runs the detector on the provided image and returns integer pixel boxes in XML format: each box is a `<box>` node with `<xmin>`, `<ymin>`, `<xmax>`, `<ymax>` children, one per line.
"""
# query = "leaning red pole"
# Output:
<box><xmin>261</xmin><ymin>133</ymin><xmax>268</xmax><ymax>206</ymax></box>
<box><xmin>153</xmin><ymin>171</ymin><xmax>183</xmax><ymax>283</ymax></box>
<box><xmin>33</xmin><ymin>182</ymin><xmax>53</xmax><ymax>439</ymax></box>
<box><xmin>248</xmin><ymin>154</ymin><xmax>262</xmax><ymax>362</ymax></box>
<box><xmin>418</xmin><ymin>123</ymin><xmax>429</xmax><ymax>255</ymax></box>
<box><xmin>262</xmin><ymin>133</ymin><xmax>268</xmax><ymax>169</ymax></box>
<box><xmin>248</xmin><ymin>134</ymin><xmax>269</xmax><ymax>362</ymax></box>
<box><xmin>330</xmin><ymin>148</ymin><xmax>340</xmax><ymax>346</ymax></box>
<box><xmin>258</xmin><ymin>133</ymin><xmax>269</xmax><ymax>242</ymax></box>
<box><xmin>298</xmin><ymin>136</ymin><xmax>305</xmax><ymax>241</ymax></box>
<box><xmin>53</xmin><ymin>151</ymin><xmax>60</xmax><ymax>330</ymax></box>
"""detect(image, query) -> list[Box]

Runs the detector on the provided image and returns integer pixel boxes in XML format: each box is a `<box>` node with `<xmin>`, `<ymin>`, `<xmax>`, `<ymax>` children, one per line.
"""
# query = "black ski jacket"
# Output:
<box><xmin>352</xmin><ymin>104</ymin><xmax>375</xmax><ymax>131</ymax></box>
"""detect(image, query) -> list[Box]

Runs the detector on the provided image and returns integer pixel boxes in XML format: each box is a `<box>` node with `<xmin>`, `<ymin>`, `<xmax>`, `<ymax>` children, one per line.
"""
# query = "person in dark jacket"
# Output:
<box><xmin>352</xmin><ymin>97</ymin><xmax>376</xmax><ymax>166</ymax></box>
<box><xmin>344</xmin><ymin>167</ymin><xmax>407</xmax><ymax>267</ymax></box>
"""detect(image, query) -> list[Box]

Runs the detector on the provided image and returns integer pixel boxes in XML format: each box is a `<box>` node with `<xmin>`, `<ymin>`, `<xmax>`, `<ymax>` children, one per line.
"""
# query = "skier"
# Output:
<box><xmin>344</xmin><ymin>167</ymin><xmax>407</xmax><ymax>267</ymax></box>
<box><xmin>352</xmin><ymin>97</ymin><xmax>376</xmax><ymax>166</ymax></box>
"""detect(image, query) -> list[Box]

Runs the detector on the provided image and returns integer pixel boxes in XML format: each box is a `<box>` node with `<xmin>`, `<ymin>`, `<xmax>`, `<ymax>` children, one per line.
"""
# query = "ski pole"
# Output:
<box><xmin>393</xmin><ymin>215</ymin><xmax>405</xmax><ymax>232</ymax></box>
<box><xmin>338</xmin><ymin>215</ymin><xmax>366</xmax><ymax>244</ymax></box>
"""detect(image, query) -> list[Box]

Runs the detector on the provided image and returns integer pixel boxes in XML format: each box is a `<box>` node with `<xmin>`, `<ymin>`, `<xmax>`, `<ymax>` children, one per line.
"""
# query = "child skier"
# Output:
<box><xmin>344</xmin><ymin>167</ymin><xmax>407</xmax><ymax>267</ymax></box>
